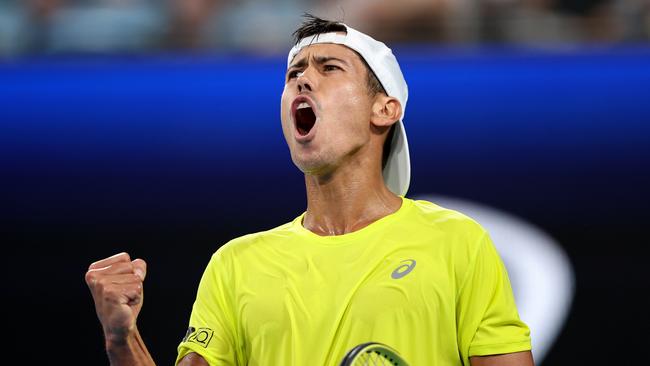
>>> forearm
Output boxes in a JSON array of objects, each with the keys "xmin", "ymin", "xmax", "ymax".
[{"xmin": 105, "ymin": 327, "xmax": 156, "ymax": 366}]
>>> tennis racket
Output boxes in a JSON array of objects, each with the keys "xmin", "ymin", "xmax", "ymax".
[{"xmin": 339, "ymin": 342, "xmax": 409, "ymax": 366}]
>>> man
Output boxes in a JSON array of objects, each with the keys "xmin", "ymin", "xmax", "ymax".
[{"xmin": 85, "ymin": 15, "xmax": 534, "ymax": 366}]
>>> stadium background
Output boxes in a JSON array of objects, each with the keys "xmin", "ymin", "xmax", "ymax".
[{"xmin": 1, "ymin": 1, "xmax": 649, "ymax": 365}]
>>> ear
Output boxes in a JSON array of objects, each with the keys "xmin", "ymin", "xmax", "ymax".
[{"xmin": 370, "ymin": 95, "xmax": 402, "ymax": 128}]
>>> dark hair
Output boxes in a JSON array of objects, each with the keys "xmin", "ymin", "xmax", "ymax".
[{"xmin": 292, "ymin": 14, "xmax": 386, "ymax": 97}]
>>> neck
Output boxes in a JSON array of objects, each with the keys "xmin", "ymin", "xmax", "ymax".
[{"xmin": 302, "ymin": 161, "xmax": 402, "ymax": 236}]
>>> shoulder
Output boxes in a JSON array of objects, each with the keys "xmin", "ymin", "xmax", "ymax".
[
  {"xmin": 400, "ymin": 198, "xmax": 492, "ymax": 265},
  {"xmin": 406, "ymin": 199, "xmax": 502, "ymax": 293},
  {"xmin": 406, "ymin": 198, "xmax": 487, "ymax": 238}
]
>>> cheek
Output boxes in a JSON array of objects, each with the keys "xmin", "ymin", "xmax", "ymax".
[
  {"xmin": 339, "ymin": 81, "xmax": 368, "ymax": 111},
  {"xmin": 280, "ymin": 89, "xmax": 290, "ymax": 118},
  {"xmin": 328, "ymin": 86, "xmax": 371, "ymax": 134},
  {"xmin": 280, "ymin": 90, "xmax": 293, "ymax": 131}
]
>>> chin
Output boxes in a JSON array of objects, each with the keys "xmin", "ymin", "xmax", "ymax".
[
  {"xmin": 291, "ymin": 154, "xmax": 331, "ymax": 176},
  {"xmin": 292, "ymin": 158, "xmax": 320, "ymax": 174}
]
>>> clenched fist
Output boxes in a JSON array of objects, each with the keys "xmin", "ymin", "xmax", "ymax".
[{"xmin": 85, "ymin": 252, "xmax": 147, "ymax": 344}]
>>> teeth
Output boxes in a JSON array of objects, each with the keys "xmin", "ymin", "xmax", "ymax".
[{"xmin": 297, "ymin": 102, "xmax": 310, "ymax": 110}]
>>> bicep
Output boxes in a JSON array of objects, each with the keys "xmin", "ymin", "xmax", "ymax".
[
  {"xmin": 177, "ymin": 352, "xmax": 210, "ymax": 366},
  {"xmin": 470, "ymin": 350, "xmax": 535, "ymax": 366}
]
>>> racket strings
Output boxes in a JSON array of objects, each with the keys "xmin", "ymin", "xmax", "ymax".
[{"xmin": 353, "ymin": 350, "xmax": 399, "ymax": 366}]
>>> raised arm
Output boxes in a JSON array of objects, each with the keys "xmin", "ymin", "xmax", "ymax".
[{"xmin": 85, "ymin": 252, "xmax": 155, "ymax": 366}]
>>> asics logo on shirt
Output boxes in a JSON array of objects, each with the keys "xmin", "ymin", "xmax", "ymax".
[{"xmin": 391, "ymin": 259, "xmax": 416, "ymax": 279}]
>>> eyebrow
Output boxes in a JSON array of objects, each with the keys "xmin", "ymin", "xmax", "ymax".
[{"xmin": 288, "ymin": 55, "xmax": 349, "ymax": 71}]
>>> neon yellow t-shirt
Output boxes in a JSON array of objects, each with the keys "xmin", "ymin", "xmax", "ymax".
[{"xmin": 176, "ymin": 198, "xmax": 531, "ymax": 365}]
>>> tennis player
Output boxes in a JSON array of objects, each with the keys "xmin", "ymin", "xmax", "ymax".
[{"xmin": 85, "ymin": 15, "xmax": 534, "ymax": 366}]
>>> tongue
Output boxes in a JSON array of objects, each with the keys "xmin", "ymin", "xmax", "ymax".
[{"xmin": 297, "ymin": 125, "xmax": 309, "ymax": 135}]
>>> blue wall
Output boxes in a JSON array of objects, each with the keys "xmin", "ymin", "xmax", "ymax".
[{"xmin": 1, "ymin": 47, "xmax": 648, "ymax": 364}]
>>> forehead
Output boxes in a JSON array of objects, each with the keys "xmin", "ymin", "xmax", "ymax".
[{"xmin": 289, "ymin": 43, "xmax": 364, "ymax": 67}]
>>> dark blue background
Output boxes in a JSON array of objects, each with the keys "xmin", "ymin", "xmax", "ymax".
[{"xmin": 1, "ymin": 47, "xmax": 648, "ymax": 364}]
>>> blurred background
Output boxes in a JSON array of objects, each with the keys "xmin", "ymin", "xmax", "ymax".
[
  {"xmin": 1, "ymin": 0, "xmax": 649, "ymax": 365},
  {"xmin": 1, "ymin": 0, "xmax": 650, "ymax": 54}
]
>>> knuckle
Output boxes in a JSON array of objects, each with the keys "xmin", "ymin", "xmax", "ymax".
[
  {"xmin": 112, "ymin": 252, "xmax": 131, "ymax": 263},
  {"xmin": 84, "ymin": 271, "xmax": 95, "ymax": 285},
  {"xmin": 116, "ymin": 261, "xmax": 134, "ymax": 272}
]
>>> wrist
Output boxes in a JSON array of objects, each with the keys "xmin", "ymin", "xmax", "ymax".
[
  {"xmin": 104, "ymin": 327, "xmax": 154, "ymax": 365},
  {"xmin": 104, "ymin": 325, "xmax": 136, "ymax": 349}
]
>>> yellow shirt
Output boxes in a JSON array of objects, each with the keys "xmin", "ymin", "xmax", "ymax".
[{"xmin": 176, "ymin": 198, "xmax": 531, "ymax": 365}]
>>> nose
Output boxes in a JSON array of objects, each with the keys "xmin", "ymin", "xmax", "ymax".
[{"xmin": 297, "ymin": 71, "xmax": 313, "ymax": 93}]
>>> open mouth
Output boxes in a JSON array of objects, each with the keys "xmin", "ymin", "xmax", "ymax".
[{"xmin": 294, "ymin": 102, "xmax": 316, "ymax": 136}]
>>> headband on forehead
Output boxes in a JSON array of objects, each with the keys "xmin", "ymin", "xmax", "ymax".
[
  {"xmin": 287, "ymin": 24, "xmax": 411, "ymax": 197},
  {"xmin": 288, "ymin": 33, "xmax": 349, "ymax": 65}
]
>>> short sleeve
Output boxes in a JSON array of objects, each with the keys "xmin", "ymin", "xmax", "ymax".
[
  {"xmin": 176, "ymin": 250, "xmax": 241, "ymax": 366},
  {"xmin": 456, "ymin": 233, "xmax": 531, "ymax": 364}
]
